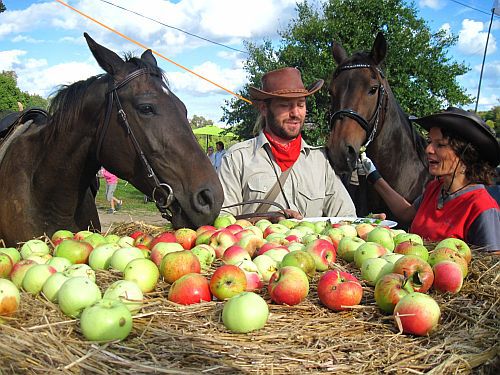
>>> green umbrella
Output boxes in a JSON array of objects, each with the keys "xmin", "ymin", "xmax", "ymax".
[{"xmin": 193, "ymin": 125, "xmax": 236, "ymax": 149}]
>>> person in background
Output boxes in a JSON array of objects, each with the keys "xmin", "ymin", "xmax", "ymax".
[
  {"xmin": 100, "ymin": 167, "xmax": 123, "ymax": 214},
  {"xmin": 362, "ymin": 107, "xmax": 499, "ymax": 251},
  {"xmin": 207, "ymin": 145, "xmax": 216, "ymax": 168},
  {"xmin": 214, "ymin": 141, "xmax": 226, "ymax": 171},
  {"xmin": 218, "ymin": 67, "xmax": 356, "ymax": 220}
]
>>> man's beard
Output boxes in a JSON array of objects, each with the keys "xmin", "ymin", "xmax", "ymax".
[{"xmin": 265, "ymin": 108, "xmax": 302, "ymax": 141}]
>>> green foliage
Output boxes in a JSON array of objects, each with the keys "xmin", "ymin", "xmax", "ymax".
[
  {"xmin": 222, "ymin": 0, "xmax": 472, "ymax": 145},
  {"xmin": 0, "ymin": 71, "xmax": 49, "ymax": 112},
  {"xmin": 190, "ymin": 115, "xmax": 214, "ymax": 129},
  {"xmin": 478, "ymin": 105, "xmax": 500, "ymax": 136},
  {"xmin": 0, "ymin": 1, "xmax": 5, "ymax": 13},
  {"xmin": 95, "ymin": 178, "xmax": 158, "ymax": 213}
]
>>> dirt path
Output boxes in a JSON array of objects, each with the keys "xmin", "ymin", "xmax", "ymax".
[{"xmin": 97, "ymin": 207, "xmax": 168, "ymax": 231}]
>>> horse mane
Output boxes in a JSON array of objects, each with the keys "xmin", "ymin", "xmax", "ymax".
[{"xmin": 47, "ymin": 54, "xmax": 167, "ymax": 135}]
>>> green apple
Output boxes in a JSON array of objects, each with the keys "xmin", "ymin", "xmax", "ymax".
[
  {"xmin": 0, "ymin": 247, "xmax": 21, "ymax": 264},
  {"xmin": 42, "ymin": 272, "xmax": 70, "ymax": 303},
  {"xmin": 222, "ymin": 292, "xmax": 269, "ymax": 333},
  {"xmin": 366, "ymin": 227, "xmax": 395, "ymax": 251},
  {"xmin": 123, "ymin": 258, "xmax": 159, "ymax": 293},
  {"xmin": 360, "ymin": 257, "xmax": 394, "ymax": 286},
  {"xmin": 80, "ymin": 299, "xmax": 133, "ymax": 341},
  {"xmin": 20, "ymin": 239, "xmax": 50, "ymax": 259},
  {"xmin": 103, "ymin": 280, "xmax": 143, "ymax": 313},
  {"xmin": 213, "ymin": 213, "xmax": 237, "ymax": 229},
  {"xmin": 58, "ymin": 276, "xmax": 102, "ymax": 318}
]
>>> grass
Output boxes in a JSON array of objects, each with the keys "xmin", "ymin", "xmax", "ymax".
[{"xmin": 95, "ymin": 178, "xmax": 159, "ymax": 213}]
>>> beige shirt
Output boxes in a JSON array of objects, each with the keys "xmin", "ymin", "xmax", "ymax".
[{"xmin": 218, "ymin": 132, "xmax": 356, "ymax": 218}]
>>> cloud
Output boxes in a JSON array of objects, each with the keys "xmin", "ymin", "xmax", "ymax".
[{"xmin": 458, "ymin": 19, "xmax": 497, "ymax": 56}]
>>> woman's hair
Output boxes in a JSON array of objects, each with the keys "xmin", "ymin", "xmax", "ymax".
[{"xmin": 442, "ymin": 128, "xmax": 496, "ymax": 185}]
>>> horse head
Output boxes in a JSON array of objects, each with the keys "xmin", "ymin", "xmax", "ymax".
[
  {"xmin": 83, "ymin": 33, "xmax": 224, "ymax": 229},
  {"xmin": 327, "ymin": 32, "xmax": 388, "ymax": 176}
]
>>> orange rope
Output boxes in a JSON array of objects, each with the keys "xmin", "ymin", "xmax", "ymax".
[{"xmin": 54, "ymin": 0, "xmax": 252, "ymax": 104}]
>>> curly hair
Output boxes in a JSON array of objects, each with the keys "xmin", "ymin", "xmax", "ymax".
[{"xmin": 441, "ymin": 128, "xmax": 497, "ymax": 185}]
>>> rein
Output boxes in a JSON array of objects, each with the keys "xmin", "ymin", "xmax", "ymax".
[
  {"xmin": 330, "ymin": 63, "xmax": 387, "ymax": 148},
  {"xmin": 96, "ymin": 68, "xmax": 175, "ymax": 220}
]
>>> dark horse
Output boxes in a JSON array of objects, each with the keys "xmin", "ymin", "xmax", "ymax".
[
  {"xmin": 0, "ymin": 33, "xmax": 223, "ymax": 246},
  {"xmin": 327, "ymin": 32, "xmax": 429, "ymax": 221}
]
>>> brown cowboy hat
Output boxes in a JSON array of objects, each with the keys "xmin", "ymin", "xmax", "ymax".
[
  {"xmin": 412, "ymin": 106, "xmax": 500, "ymax": 166},
  {"xmin": 249, "ymin": 67, "xmax": 324, "ymax": 101}
]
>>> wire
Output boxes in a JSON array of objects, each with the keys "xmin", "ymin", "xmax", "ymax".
[
  {"xmin": 97, "ymin": 0, "xmax": 248, "ymax": 54},
  {"xmin": 449, "ymin": 0, "xmax": 499, "ymax": 17}
]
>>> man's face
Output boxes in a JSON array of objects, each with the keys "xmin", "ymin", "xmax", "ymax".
[
  {"xmin": 207, "ymin": 147, "xmax": 213, "ymax": 154},
  {"xmin": 263, "ymin": 97, "xmax": 307, "ymax": 141}
]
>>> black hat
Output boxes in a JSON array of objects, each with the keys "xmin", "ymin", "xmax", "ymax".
[{"xmin": 412, "ymin": 107, "xmax": 500, "ymax": 166}]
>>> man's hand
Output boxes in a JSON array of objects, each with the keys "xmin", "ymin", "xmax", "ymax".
[{"xmin": 360, "ymin": 152, "xmax": 377, "ymax": 175}]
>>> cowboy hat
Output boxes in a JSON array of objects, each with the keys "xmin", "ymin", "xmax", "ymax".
[
  {"xmin": 249, "ymin": 67, "xmax": 324, "ymax": 101},
  {"xmin": 412, "ymin": 107, "xmax": 500, "ymax": 166}
]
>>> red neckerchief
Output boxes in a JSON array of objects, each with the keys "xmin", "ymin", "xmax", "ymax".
[{"xmin": 264, "ymin": 130, "xmax": 302, "ymax": 171}]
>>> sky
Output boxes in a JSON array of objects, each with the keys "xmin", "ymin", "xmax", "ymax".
[{"xmin": 0, "ymin": 0, "xmax": 499, "ymax": 126}]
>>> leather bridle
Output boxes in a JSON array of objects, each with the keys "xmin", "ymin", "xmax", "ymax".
[
  {"xmin": 329, "ymin": 63, "xmax": 388, "ymax": 148},
  {"xmin": 96, "ymin": 68, "xmax": 175, "ymax": 220}
]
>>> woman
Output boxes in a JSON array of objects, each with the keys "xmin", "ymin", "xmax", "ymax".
[{"xmin": 363, "ymin": 107, "xmax": 499, "ymax": 251}]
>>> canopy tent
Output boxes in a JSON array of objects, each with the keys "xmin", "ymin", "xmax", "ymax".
[{"xmin": 192, "ymin": 125, "xmax": 237, "ymax": 149}]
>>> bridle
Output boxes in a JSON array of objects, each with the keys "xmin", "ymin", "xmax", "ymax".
[
  {"xmin": 96, "ymin": 68, "xmax": 175, "ymax": 220},
  {"xmin": 329, "ymin": 63, "xmax": 388, "ymax": 148}
]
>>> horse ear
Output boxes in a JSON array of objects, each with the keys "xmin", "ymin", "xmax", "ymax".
[
  {"xmin": 370, "ymin": 32, "xmax": 387, "ymax": 66},
  {"xmin": 141, "ymin": 49, "xmax": 158, "ymax": 67},
  {"xmin": 332, "ymin": 41, "xmax": 348, "ymax": 65},
  {"xmin": 84, "ymin": 32, "xmax": 125, "ymax": 76}
]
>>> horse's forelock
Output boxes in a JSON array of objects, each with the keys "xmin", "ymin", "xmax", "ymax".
[{"xmin": 126, "ymin": 55, "xmax": 169, "ymax": 88}]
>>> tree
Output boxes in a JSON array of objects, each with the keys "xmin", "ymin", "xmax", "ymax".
[
  {"xmin": 0, "ymin": 1, "xmax": 5, "ymax": 13},
  {"xmin": 190, "ymin": 115, "xmax": 214, "ymax": 129},
  {"xmin": 222, "ymin": 0, "xmax": 471, "ymax": 144},
  {"xmin": 479, "ymin": 104, "xmax": 500, "ymax": 136},
  {"xmin": 0, "ymin": 71, "xmax": 49, "ymax": 113}
]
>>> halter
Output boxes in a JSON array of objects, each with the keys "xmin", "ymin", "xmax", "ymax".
[
  {"xmin": 96, "ymin": 68, "xmax": 175, "ymax": 220},
  {"xmin": 330, "ymin": 63, "xmax": 387, "ymax": 148}
]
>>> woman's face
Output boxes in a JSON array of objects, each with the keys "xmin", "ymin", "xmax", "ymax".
[{"xmin": 426, "ymin": 127, "xmax": 461, "ymax": 177}]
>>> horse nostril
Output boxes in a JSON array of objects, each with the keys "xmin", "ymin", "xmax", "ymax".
[
  {"xmin": 193, "ymin": 188, "xmax": 215, "ymax": 214},
  {"xmin": 346, "ymin": 145, "xmax": 358, "ymax": 172}
]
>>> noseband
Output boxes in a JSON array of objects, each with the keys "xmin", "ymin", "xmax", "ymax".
[
  {"xmin": 96, "ymin": 68, "xmax": 175, "ymax": 220},
  {"xmin": 330, "ymin": 64, "xmax": 387, "ymax": 148}
]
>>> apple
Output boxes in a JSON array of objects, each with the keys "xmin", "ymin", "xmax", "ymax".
[
  {"xmin": 302, "ymin": 233, "xmax": 333, "ymax": 245},
  {"xmin": 234, "ymin": 219, "xmax": 253, "ymax": 228},
  {"xmin": 9, "ymin": 259, "xmax": 37, "ymax": 288},
  {"xmin": 235, "ymin": 260, "xmax": 263, "ymax": 292},
  {"xmin": 252, "ymin": 254, "xmax": 278, "ymax": 282},
  {"xmin": 64, "ymin": 264, "xmax": 96, "ymax": 281},
  {"xmin": 432, "ymin": 260, "xmax": 464, "ymax": 294},
  {"xmin": 0, "ymin": 248, "xmax": 21, "ymax": 264},
  {"xmin": 58, "ymin": 276, "xmax": 102, "ymax": 318},
  {"xmin": 51, "ymin": 229, "xmax": 74, "ymax": 246},
  {"xmin": 196, "ymin": 225, "xmax": 217, "ymax": 237},
  {"xmin": 263, "ymin": 223, "xmax": 289, "ymax": 239},
  {"xmin": 222, "ymin": 245, "xmax": 251, "ymax": 265},
  {"xmin": 264, "ymin": 233, "xmax": 289, "ymax": 245},
  {"xmin": 20, "ymin": 239, "xmax": 50, "ymax": 259},
  {"xmin": 117, "ymin": 236, "xmax": 135, "ymax": 248},
  {"xmin": 337, "ymin": 237, "xmax": 365, "ymax": 262},
  {"xmin": 434, "ymin": 238, "xmax": 472, "ymax": 264},
  {"xmin": 317, "ymin": 270, "xmax": 363, "ymax": 311},
  {"xmin": 280, "ymin": 250, "xmax": 316, "ymax": 279},
  {"xmin": 109, "ymin": 247, "xmax": 145, "ymax": 272},
  {"xmin": 233, "ymin": 228, "xmax": 255, "ymax": 241},
  {"xmin": 284, "ymin": 229, "xmax": 304, "ymax": 243},
  {"xmin": 104, "ymin": 234, "xmax": 121, "ymax": 244},
  {"xmin": 209, "ymin": 229, "xmax": 238, "ymax": 258},
  {"xmin": 245, "ymin": 225, "xmax": 264, "ymax": 238},
  {"xmin": 321, "ymin": 227, "xmax": 345, "ymax": 248},
  {"xmin": 256, "ymin": 243, "xmax": 287, "ymax": 257},
  {"xmin": 213, "ymin": 213, "xmax": 237, "ymax": 229},
  {"xmin": 80, "ymin": 299, "xmax": 133, "ymax": 341},
  {"xmin": 304, "ymin": 239, "xmax": 336, "ymax": 271},
  {"xmin": 128, "ymin": 230, "xmax": 144, "ymax": 240},
  {"xmin": 313, "ymin": 220, "xmax": 330, "ymax": 235},
  {"xmin": 22, "ymin": 264, "xmax": 57, "ymax": 294},
  {"xmin": 190, "ymin": 244, "xmax": 216, "ymax": 270},
  {"xmin": 74, "ymin": 230, "xmax": 93, "ymax": 241},
  {"xmin": 264, "ymin": 248, "xmax": 290, "ymax": 264},
  {"xmin": 0, "ymin": 253, "xmax": 14, "ymax": 278},
  {"xmin": 428, "ymin": 247, "xmax": 468, "ymax": 277},
  {"xmin": 382, "ymin": 253, "xmax": 405, "ymax": 264},
  {"xmin": 366, "ymin": 227, "xmax": 395, "ymax": 251},
  {"xmin": 26, "ymin": 253, "xmax": 52, "ymax": 264},
  {"xmin": 0, "ymin": 279, "xmax": 21, "ymax": 315},
  {"xmin": 392, "ymin": 255, "xmax": 434, "ymax": 293},
  {"xmin": 88, "ymin": 243, "xmax": 121, "ymax": 270},
  {"xmin": 168, "ymin": 273, "xmax": 212, "ymax": 305},
  {"xmin": 297, "ymin": 221, "xmax": 315, "ymax": 232},
  {"xmin": 393, "ymin": 233, "xmax": 423, "ymax": 247},
  {"xmin": 224, "ymin": 224, "xmax": 244, "ymax": 235},
  {"xmin": 236, "ymin": 234, "xmax": 265, "ymax": 258},
  {"xmin": 268, "ymin": 266, "xmax": 309, "ymax": 305},
  {"xmin": 353, "ymin": 242, "xmax": 387, "ymax": 268},
  {"xmin": 254, "ymin": 219, "xmax": 273, "ymax": 232},
  {"xmin": 160, "ymin": 250, "xmax": 201, "ymax": 284},
  {"xmin": 287, "ymin": 242, "xmax": 305, "ymax": 252},
  {"xmin": 222, "ymin": 292, "xmax": 269, "ymax": 333},
  {"xmin": 278, "ymin": 219, "xmax": 298, "ymax": 229},
  {"xmin": 393, "ymin": 292, "xmax": 441, "ymax": 336},
  {"xmin": 54, "ymin": 239, "xmax": 93, "ymax": 264},
  {"xmin": 41, "ymin": 272, "xmax": 70, "ymax": 303},
  {"xmin": 293, "ymin": 224, "xmax": 315, "ymax": 237},
  {"xmin": 195, "ymin": 227, "xmax": 217, "ymax": 246},
  {"xmin": 150, "ymin": 242, "xmax": 184, "ymax": 267},
  {"xmin": 133, "ymin": 233, "xmax": 154, "ymax": 249},
  {"xmin": 149, "ymin": 231, "xmax": 177, "ymax": 249},
  {"xmin": 355, "ymin": 223, "xmax": 375, "ymax": 240},
  {"xmin": 103, "ymin": 279, "xmax": 143, "ymax": 313},
  {"xmin": 84, "ymin": 233, "xmax": 107, "ymax": 249},
  {"xmin": 374, "ymin": 273, "xmax": 414, "ymax": 314},
  {"xmin": 46, "ymin": 256, "xmax": 72, "ymax": 272},
  {"xmin": 360, "ymin": 257, "xmax": 394, "ymax": 286},
  {"xmin": 337, "ymin": 224, "xmax": 358, "ymax": 238},
  {"xmin": 123, "ymin": 258, "xmax": 160, "ymax": 293},
  {"xmin": 209, "ymin": 264, "xmax": 247, "ymax": 300},
  {"xmin": 394, "ymin": 241, "xmax": 429, "ymax": 262},
  {"xmin": 174, "ymin": 228, "xmax": 197, "ymax": 250}
]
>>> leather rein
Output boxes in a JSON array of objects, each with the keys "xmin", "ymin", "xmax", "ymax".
[
  {"xmin": 329, "ymin": 63, "xmax": 388, "ymax": 148},
  {"xmin": 95, "ymin": 68, "xmax": 174, "ymax": 220}
]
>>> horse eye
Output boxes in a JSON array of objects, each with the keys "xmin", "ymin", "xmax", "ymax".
[
  {"xmin": 369, "ymin": 86, "xmax": 378, "ymax": 95},
  {"xmin": 138, "ymin": 104, "xmax": 155, "ymax": 115}
]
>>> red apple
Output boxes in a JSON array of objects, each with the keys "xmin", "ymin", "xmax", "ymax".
[
  {"xmin": 256, "ymin": 242, "xmax": 287, "ymax": 257},
  {"xmin": 355, "ymin": 223, "xmax": 375, "ymax": 240},
  {"xmin": 224, "ymin": 224, "xmax": 244, "ymax": 235},
  {"xmin": 150, "ymin": 242, "xmax": 184, "ymax": 267},
  {"xmin": 394, "ymin": 241, "xmax": 429, "ymax": 262},
  {"xmin": 149, "ymin": 231, "xmax": 177, "ymax": 249},
  {"xmin": 393, "ymin": 292, "xmax": 441, "ymax": 336},
  {"xmin": 374, "ymin": 273, "xmax": 414, "ymax": 314},
  {"xmin": 195, "ymin": 227, "xmax": 217, "ymax": 245},
  {"xmin": 129, "ymin": 230, "xmax": 145, "ymax": 240},
  {"xmin": 428, "ymin": 247, "xmax": 468, "ymax": 277},
  {"xmin": 268, "ymin": 266, "xmax": 309, "ymax": 305},
  {"xmin": 235, "ymin": 260, "xmax": 263, "ymax": 292},
  {"xmin": 209, "ymin": 264, "xmax": 247, "ymax": 300},
  {"xmin": 195, "ymin": 225, "xmax": 217, "ymax": 237},
  {"xmin": 209, "ymin": 229, "xmax": 238, "ymax": 258},
  {"xmin": 174, "ymin": 228, "xmax": 197, "ymax": 250},
  {"xmin": 432, "ymin": 260, "xmax": 464, "ymax": 294},
  {"xmin": 280, "ymin": 250, "xmax": 316, "ymax": 279},
  {"xmin": 133, "ymin": 233, "xmax": 154, "ymax": 249},
  {"xmin": 51, "ymin": 229, "xmax": 74, "ymax": 246},
  {"xmin": 222, "ymin": 245, "xmax": 251, "ymax": 265},
  {"xmin": 304, "ymin": 239, "xmax": 336, "ymax": 271},
  {"xmin": 317, "ymin": 270, "xmax": 363, "ymax": 311},
  {"xmin": 392, "ymin": 255, "xmax": 434, "ymax": 293},
  {"xmin": 236, "ymin": 234, "xmax": 265, "ymax": 258},
  {"xmin": 434, "ymin": 238, "xmax": 471, "ymax": 264},
  {"xmin": 53, "ymin": 239, "xmax": 93, "ymax": 264},
  {"xmin": 168, "ymin": 273, "xmax": 212, "ymax": 305},
  {"xmin": 160, "ymin": 250, "xmax": 201, "ymax": 284},
  {"xmin": 9, "ymin": 259, "xmax": 37, "ymax": 288}
]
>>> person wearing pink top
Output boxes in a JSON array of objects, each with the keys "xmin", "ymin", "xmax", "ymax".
[{"xmin": 100, "ymin": 167, "xmax": 123, "ymax": 214}]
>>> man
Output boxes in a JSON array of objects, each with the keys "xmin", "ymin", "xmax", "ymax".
[
  {"xmin": 207, "ymin": 146, "xmax": 216, "ymax": 168},
  {"xmin": 214, "ymin": 141, "xmax": 226, "ymax": 171},
  {"xmin": 218, "ymin": 67, "xmax": 356, "ymax": 220}
]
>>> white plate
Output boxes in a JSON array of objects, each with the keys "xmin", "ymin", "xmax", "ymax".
[{"xmin": 292, "ymin": 217, "xmax": 398, "ymax": 228}]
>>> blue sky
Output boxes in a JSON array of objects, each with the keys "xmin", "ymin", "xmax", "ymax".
[{"xmin": 0, "ymin": 0, "xmax": 499, "ymax": 125}]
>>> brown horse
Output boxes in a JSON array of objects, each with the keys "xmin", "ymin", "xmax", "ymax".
[
  {"xmin": 327, "ymin": 32, "xmax": 429, "ymax": 219},
  {"xmin": 0, "ymin": 33, "xmax": 223, "ymax": 246}
]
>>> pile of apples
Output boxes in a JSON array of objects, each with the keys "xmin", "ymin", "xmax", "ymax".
[{"xmin": 0, "ymin": 213, "xmax": 472, "ymax": 340}]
